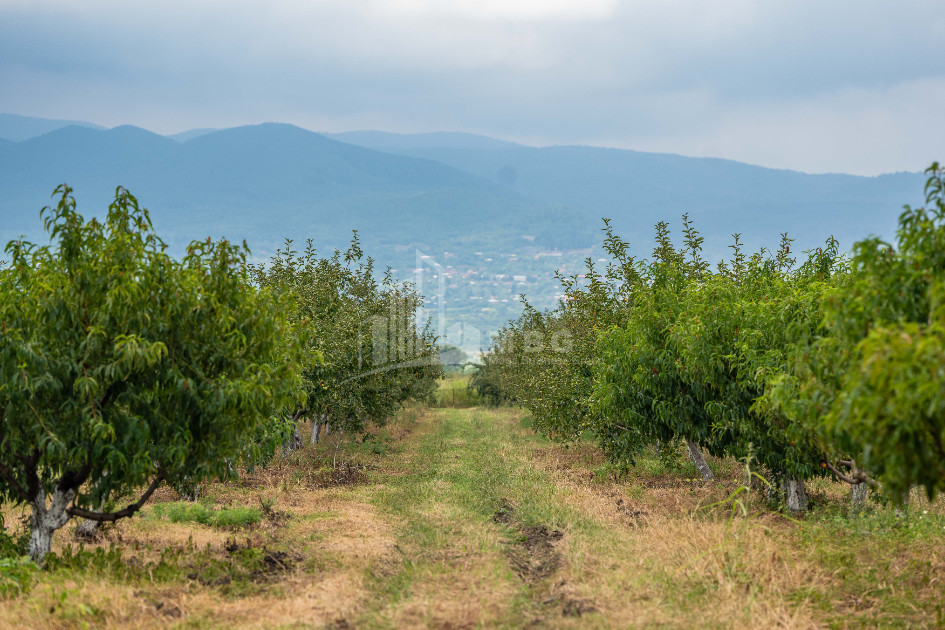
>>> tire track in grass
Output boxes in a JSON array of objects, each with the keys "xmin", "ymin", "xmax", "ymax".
[{"xmin": 354, "ymin": 407, "xmax": 612, "ymax": 628}]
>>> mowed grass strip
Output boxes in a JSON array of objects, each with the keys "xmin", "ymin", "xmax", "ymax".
[
  {"xmin": 359, "ymin": 406, "xmax": 945, "ymax": 629},
  {"xmin": 2, "ymin": 403, "xmax": 943, "ymax": 628},
  {"xmin": 356, "ymin": 407, "xmax": 531, "ymax": 628}
]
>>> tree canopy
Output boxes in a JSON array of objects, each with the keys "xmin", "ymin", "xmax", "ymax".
[
  {"xmin": 0, "ymin": 186, "xmax": 305, "ymax": 560},
  {"xmin": 486, "ymin": 165, "xmax": 945, "ymax": 510}
]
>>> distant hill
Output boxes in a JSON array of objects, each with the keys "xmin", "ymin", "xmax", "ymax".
[
  {"xmin": 325, "ymin": 130, "xmax": 523, "ymax": 151},
  {"xmin": 0, "ymin": 123, "xmax": 581, "ymax": 256},
  {"xmin": 167, "ymin": 128, "xmax": 219, "ymax": 142},
  {"xmin": 0, "ymin": 113, "xmax": 106, "ymax": 142},
  {"xmin": 331, "ymin": 139, "xmax": 925, "ymax": 260}
]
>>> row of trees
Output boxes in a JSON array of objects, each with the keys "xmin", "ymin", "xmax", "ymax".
[
  {"xmin": 479, "ymin": 164, "xmax": 945, "ymax": 511},
  {"xmin": 0, "ymin": 186, "xmax": 441, "ymax": 560},
  {"xmin": 251, "ymin": 236, "xmax": 441, "ymax": 450}
]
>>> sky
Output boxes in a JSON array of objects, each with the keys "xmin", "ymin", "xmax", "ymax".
[{"xmin": 1, "ymin": 0, "xmax": 943, "ymax": 175}]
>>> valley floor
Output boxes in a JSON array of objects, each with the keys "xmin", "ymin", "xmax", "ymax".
[{"xmin": 1, "ymin": 405, "xmax": 944, "ymax": 629}]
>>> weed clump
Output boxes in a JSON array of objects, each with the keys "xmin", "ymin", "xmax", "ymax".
[{"xmin": 0, "ymin": 557, "xmax": 38, "ymax": 599}]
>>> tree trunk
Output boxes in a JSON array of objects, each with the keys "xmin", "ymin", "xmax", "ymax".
[
  {"xmin": 851, "ymin": 482, "xmax": 867, "ymax": 514},
  {"xmin": 75, "ymin": 518, "xmax": 100, "ymax": 539},
  {"xmin": 781, "ymin": 476, "xmax": 808, "ymax": 512},
  {"xmin": 311, "ymin": 414, "xmax": 329, "ymax": 445},
  {"xmin": 282, "ymin": 422, "xmax": 302, "ymax": 455},
  {"xmin": 895, "ymin": 488, "xmax": 911, "ymax": 518},
  {"xmin": 29, "ymin": 486, "xmax": 76, "ymax": 562},
  {"xmin": 176, "ymin": 480, "xmax": 200, "ymax": 502},
  {"xmin": 76, "ymin": 478, "xmax": 109, "ymax": 538},
  {"xmin": 75, "ymin": 499, "xmax": 106, "ymax": 539},
  {"xmin": 324, "ymin": 421, "xmax": 331, "ymax": 437},
  {"xmin": 684, "ymin": 437, "xmax": 714, "ymax": 481}
]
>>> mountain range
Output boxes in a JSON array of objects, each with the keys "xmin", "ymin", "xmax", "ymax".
[
  {"xmin": 0, "ymin": 114, "xmax": 929, "ymax": 349},
  {"xmin": 0, "ymin": 122, "xmax": 551, "ymax": 253}
]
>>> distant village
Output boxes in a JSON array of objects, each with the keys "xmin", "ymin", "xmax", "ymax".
[{"xmin": 392, "ymin": 243, "xmax": 604, "ymax": 356}]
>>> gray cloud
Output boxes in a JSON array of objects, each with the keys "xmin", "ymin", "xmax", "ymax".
[{"xmin": 1, "ymin": 0, "xmax": 943, "ymax": 174}]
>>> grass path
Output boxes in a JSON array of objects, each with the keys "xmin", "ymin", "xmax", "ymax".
[
  {"xmin": 357, "ymin": 406, "xmax": 588, "ymax": 628},
  {"xmin": 2, "ymin": 404, "xmax": 944, "ymax": 628},
  {"xmin": 355, "ymin": 407, "xmax": 945, "ymax": 629}
]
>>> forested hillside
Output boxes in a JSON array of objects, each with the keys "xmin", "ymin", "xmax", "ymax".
[
  {"xmin": 0, "ymin": 115, "xmax": 927, "ymax": 346},
  {"xmin": 337, "ymin": 133, "xmax": 925, "ymax": 260}
]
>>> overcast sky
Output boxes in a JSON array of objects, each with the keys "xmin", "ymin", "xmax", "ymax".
[{"xmin": 1, "ymin": 0, "xmax": 943, "ymax": 175}]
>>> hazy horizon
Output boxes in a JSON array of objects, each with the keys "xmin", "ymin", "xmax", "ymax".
[
  {"xmin": 0, "ymin": 113, "xmax": 930, "ymax": 178},
  {"xmin": 2, "ymin": 1, "xmax": 943, "ymax": 176}
]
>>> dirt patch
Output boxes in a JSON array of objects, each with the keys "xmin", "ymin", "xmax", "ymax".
[
  {"xmin": 616, "ymin": 498, "xmax": 649, "ymax": 524},
  {"xmin": 172, "ymin": 536, "xmax": 303, "ymax": 588},
  {"xmin": 508, "ymin": 525, "xmax": 564, "ymax": 581},
  {"xmin": 492, "ymin": 501, "xmax": 564, "ymax": 582},
  {"xmin": 491, "ymin": 500, "xmax": 515, "ymax": 525},
  {"xmin": 223, "ymin": 536, "xmax": 298, "ymax": 576},
  {"xmin": 315, "ymin": 461, "xmax": 370, "ymax": 488},
  {"xmin": 134, "ymin": 590, "xmax": 184, "ymax": 619},
  {"xmin": 562, "ymin": 597, "xmax": 597, "ymax": 617},
  {"xmin": 543, "ymin": 580, "xmax": 598, "ymax": 618},
  {"xmin": 257, "ymin": 496, "xmax": 290, "ymax": 525}
]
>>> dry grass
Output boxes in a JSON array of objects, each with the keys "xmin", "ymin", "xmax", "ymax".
[
  {"xmin": 508, "ymin": 417, "xmax": 944, "ymax": 628},
  {"xmin": 2, "ymin": 405, "xmax": 944, "ymax": 629},
  {"xmin": 0, "ymin": 424, "xmax": 403, "ymax": 629}
]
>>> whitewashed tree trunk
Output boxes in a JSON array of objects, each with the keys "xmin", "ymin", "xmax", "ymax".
[
  {"xmin": 781, "ymin": 476, "xmax": 808, "ymax": 512},
  {"xmin": 75, "ymin": 518, "xmax": 100, "ymax": 539},
  {"xmin": 76, "ymin": 473, "xmax": 109, "ymax": 538},
  {"xmin": 176, "ymin": 481, "xmax": 200, "ymax": 502},
  {"xmin": 29, "ymin": 486, "xmax": 76, "ymax": 562},
  {"xmin": 282, "ymin": 422, "xmax": 302, "ymax": 455},
  {"xmin": 324, "ymin": 421, "xmax": 331, "ymax": 437},
  {"xmin": 311, "ymin": 415, "xmax": 323, "ymax": 445},
  {"xmin": 684, "ymin": 437, "xmax": 715, "ymax": 481},
  {"xmin": 851, "ymin": 482, "xmax": 867, "ymax": 514}
]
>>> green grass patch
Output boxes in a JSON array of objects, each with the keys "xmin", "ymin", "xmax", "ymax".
[
  {"xmin": 354, "ymin": 429, "xmax": 395, "ymax": 457},
  {"xmin": 433, "ymin": 375, "xmax": 480, "ymax": 408},
  {"xmin": 146, "ymin": 502, "xmax": 262, "ymax": 528},
  {"xmin": 41, "ymin": 538, "xmax": 298, "ymax": 599},
  {"xmin": 0, "ymin": 556, "xmax": 38, "ymax": 599}
]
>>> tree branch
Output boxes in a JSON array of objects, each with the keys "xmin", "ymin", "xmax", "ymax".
[
  {"xmin": 57, "ymin": 462, "xmax": 93, "ymax": 494},
  {"xmin": 824, "ymin": 461, "xmax": 858, "ymax": 484},
  {"xmin": 0, "ymin": 461, "xmax": 30, "ymax": 502},
  {"xmin": 15, "ymin": 450, "xmax": 41, "ymax": 500},
  {"xmin": 67, "ymin": 472, "xmax": 165, "ymax": 522},
  {"xmin": 824, "ymin": 461, "xmax": 878, "ymax": 487}
]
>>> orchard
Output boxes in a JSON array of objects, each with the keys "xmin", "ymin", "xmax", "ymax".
[
  {"xmin": 487, "ymin": 163, "xmax": 945, "ymax": 512},
  {"xmin": 0, "ymin": 186, "xmax": 441, "ymax": 561}
]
